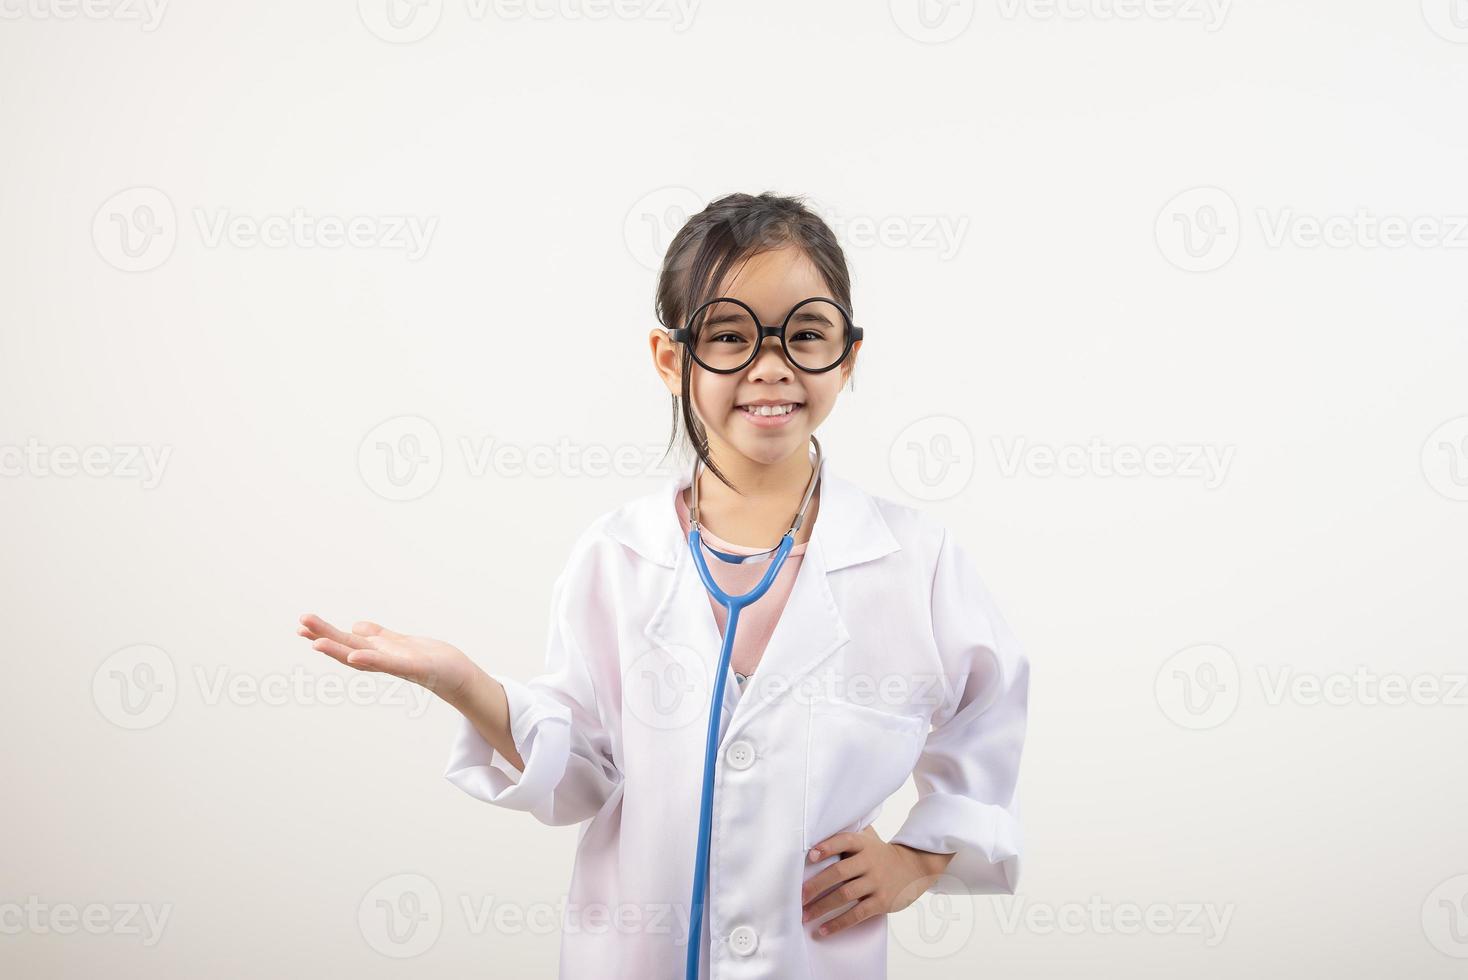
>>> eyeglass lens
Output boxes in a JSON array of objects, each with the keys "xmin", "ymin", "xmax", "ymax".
[{"xmin": 689, "ymin": 299, "xmax": 850, "ymax": 372}]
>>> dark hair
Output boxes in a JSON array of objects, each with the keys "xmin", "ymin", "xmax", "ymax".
[{"xmin": 655, "ymin": 191, "xmax": 853, "ymax": 492}]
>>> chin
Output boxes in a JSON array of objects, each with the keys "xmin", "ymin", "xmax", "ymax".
[{"xmin": 726, "ymin": 427, "xmax": 811, "ymax": 462}]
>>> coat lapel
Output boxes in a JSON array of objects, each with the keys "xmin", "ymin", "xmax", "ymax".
[{"xmin": 607, "ymin": 455, "xmax": 902, "ymax": 743}]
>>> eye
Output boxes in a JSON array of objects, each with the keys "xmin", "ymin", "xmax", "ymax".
[{"xmin": 710, "ymin": 332, "xmax": 749, "ymax": 345}]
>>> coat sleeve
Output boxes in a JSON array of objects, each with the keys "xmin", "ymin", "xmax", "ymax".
[
  {"xmin": 888, "ymin": 527, "xmax": 1029, "ymax": 895},
  {"xmin": 442, "ymin": 534, "xmax": 622, "ymax": 827}
]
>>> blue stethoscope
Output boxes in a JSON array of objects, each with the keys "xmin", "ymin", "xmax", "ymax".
[{"xmin": 683, "ymin": 435, "xmax": 824, "ymax": 980}]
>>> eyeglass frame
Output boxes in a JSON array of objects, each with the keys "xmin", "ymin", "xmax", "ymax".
[{"xmin": 668, "ymin": 296, "xmax": 864, "ymax": 375}]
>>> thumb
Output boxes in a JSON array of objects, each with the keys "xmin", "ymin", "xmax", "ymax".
[
  {"xmin": 352, "ymin": 620, "xmax": 399, "ymax": 639},
  {"xmin": 346, "ymin": 635, "xmax": 413, "ymax": 676}
]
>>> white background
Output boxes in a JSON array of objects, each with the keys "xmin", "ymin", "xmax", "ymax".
[{"xmin": 2, "ymin": 0, "xmax": 1466, "ymax": 976}]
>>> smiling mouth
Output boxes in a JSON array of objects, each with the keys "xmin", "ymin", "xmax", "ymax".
[{"xmin": 737, "ymin": 402, "xmax": 803, "ymax": 417}]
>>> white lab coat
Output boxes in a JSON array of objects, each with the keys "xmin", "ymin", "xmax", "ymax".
[{"xmin": 444, "ymin": 460, "xmax": 1028, "ymax": 979}]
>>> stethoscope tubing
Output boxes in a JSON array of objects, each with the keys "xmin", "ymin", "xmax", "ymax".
[
  {"xmin": 684, "ymin": 530, "xmax": 794, "ymax": 980},
  {"xmin": 681, "ymin": 438, "xmax": 822, "ymax": 979}
]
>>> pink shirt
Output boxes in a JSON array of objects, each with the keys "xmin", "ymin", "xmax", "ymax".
[{"xmin": 674, "ymin": 489, "xmax": 807, "ymax": 695}]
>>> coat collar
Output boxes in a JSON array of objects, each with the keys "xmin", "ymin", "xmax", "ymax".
[
  {"xmin": 604, "ymin": 456, "xmax": 901, "ymax": 573},
  {"xmin": 606, "ymin": 454, "xmax": 902, "ymax": 739}
]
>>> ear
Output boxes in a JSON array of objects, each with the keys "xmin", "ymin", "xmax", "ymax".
[
  {"xmin": 649, "ymin": 328, "xmax": 683, "ymax": 396},
  {"xmin": 840, "ymin": 339, "xmax": 861, "ymax": 388}
]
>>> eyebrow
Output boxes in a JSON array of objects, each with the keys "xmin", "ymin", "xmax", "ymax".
[
  {"xmin": 701, "ymin": 308, "xmax": 755, "ymax": 327},
  {"xmin": 698, "ymin": 299, "xmax": 839, "ymax": 327},
  {"xmin": 791, "ymin": 309, "xmax": 835, "ymax": 324}
]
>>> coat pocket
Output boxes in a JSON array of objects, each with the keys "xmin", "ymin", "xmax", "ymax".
[{"xmin": 803, "ymin": 698, "xmax": 928, "ymax": 850}]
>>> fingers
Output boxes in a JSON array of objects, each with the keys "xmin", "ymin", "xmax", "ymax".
[
  {"xmin": 802, "ymin": 874, "xmax": 875, "ymax": 924},
  {"xmin": 800, "ymin": 854, "xmax": 866, "ymax": 909},
  {"xmin": 298, "ymin": 614, "xmax": 421, "ymax": 685},
  {"xmin": 808, "ymin": 832, "xmax": 868, "ymax": 864},
  {"xmin": 311, "ymin": 637, "xmax": 380, "ymax": 671},
  {"xmin": 812, "ymin": 896, "xmax": 883, "ymax": 938},
  {"xmin": 347, "ymin": 635, "xmax": 423, "ymax": 681},
  {"xmin": 352, "ymin": 620, "xmax": 405, "ymax": 641},
  {"xmin": 299, "ymin": 614, "xmax": 371, "ymax": 650}
]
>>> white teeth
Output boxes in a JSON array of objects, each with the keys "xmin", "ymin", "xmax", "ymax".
[{"xmin": 741, "ymin": 403, "xmax": 797, "ymax": 416}]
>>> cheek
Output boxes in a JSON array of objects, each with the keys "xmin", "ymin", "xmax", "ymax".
[
  {"xmin": 802, "ymin": 376, "xmax": 845, "ymax": 415},
  {"xmin": 689, "ymin": 376, "xmax": 739, "ymax": 421}
]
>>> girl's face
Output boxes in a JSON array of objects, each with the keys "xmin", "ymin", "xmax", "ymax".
[{"xmin": 653, "ymin": 245, "xmax": 859, "ymax": 473}]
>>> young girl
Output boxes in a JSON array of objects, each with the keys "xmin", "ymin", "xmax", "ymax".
[{"xmin": 299, "ymin": 192, "xmax": 1028, "ymax": 979}]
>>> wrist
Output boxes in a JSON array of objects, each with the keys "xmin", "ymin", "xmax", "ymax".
[
  {"xmin": 446, "ymin": 662, "xmax": 495, "ymax": 714},
  {"xmin": 894, "ymin": 843, "xmax": 956, "ymax": 877}
]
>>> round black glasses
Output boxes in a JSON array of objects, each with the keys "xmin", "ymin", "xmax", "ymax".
[{"xmin": 670, "ymin": 297, "xmax": 863, "ymax": 375}]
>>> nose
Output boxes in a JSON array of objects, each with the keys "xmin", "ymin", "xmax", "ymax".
[{"xmin": 746, "ymin": 335, "xmax": 794, "ymax": 381}]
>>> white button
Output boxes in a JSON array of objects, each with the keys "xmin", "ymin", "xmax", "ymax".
[
  {"xmin": 725, "ymin": 740, "xmax": 755, "ymax": 770},
  {"xmin": 729, "ymin": 925, "xmax": 758, "ymax": 955}
]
